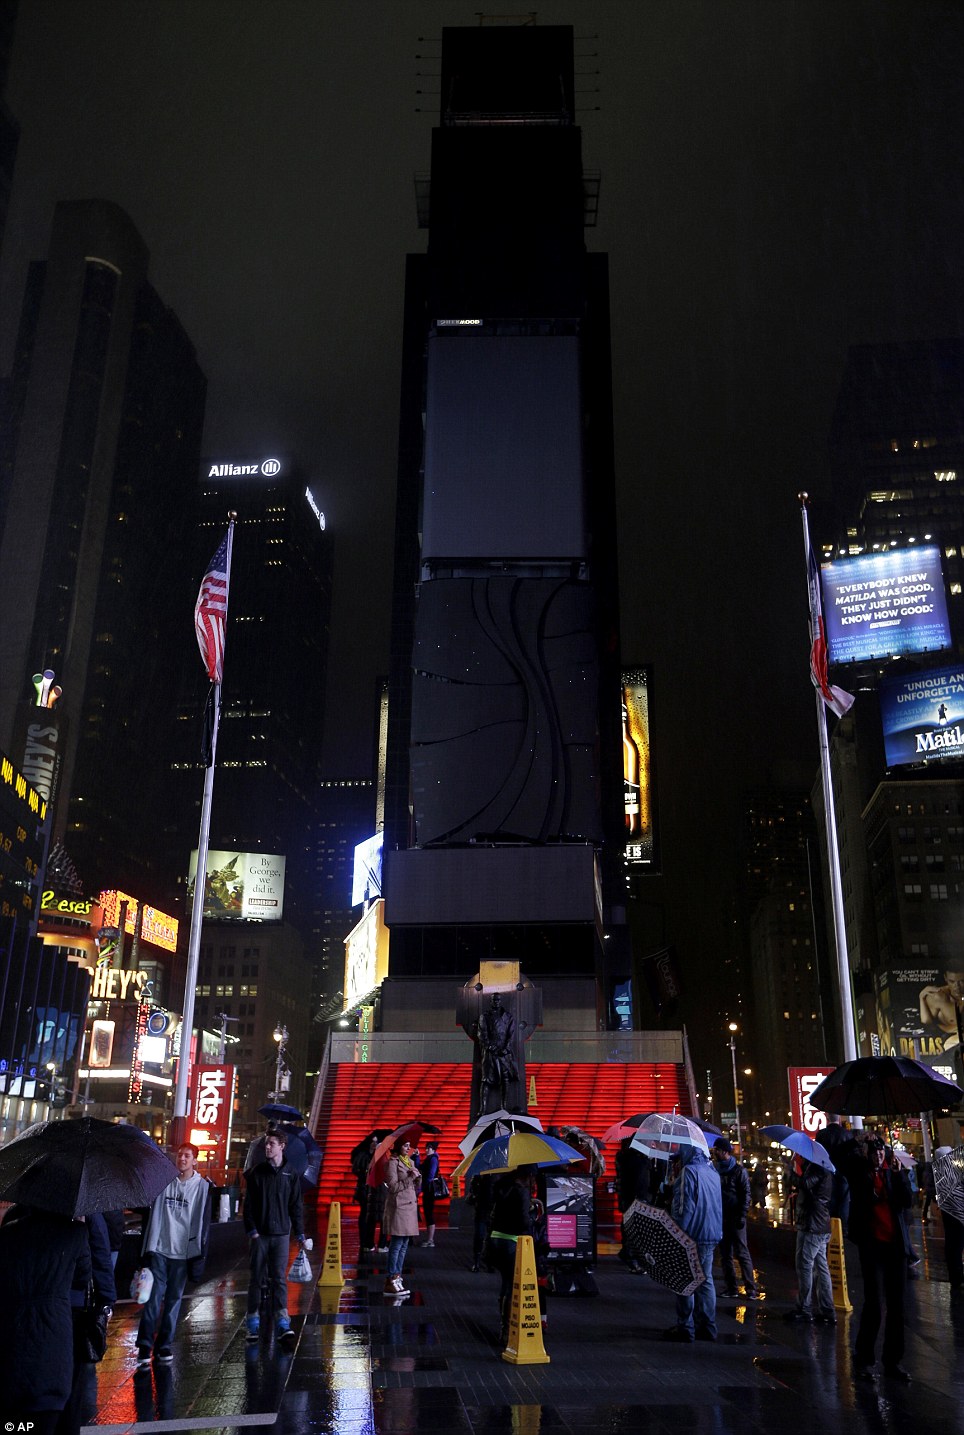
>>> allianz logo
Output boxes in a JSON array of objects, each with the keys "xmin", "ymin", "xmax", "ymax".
[
  {"xmin": 917, "ymin": 725, "xmax": 964, "ymax": 752},
  {"xmin": 208, "ymin": 458, "xmax": 282, "ymax": 478}
]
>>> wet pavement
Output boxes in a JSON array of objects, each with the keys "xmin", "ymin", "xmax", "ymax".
[{"xmin": 80, "ymin": 1210, "xmax": 964, "ymax": 1435}]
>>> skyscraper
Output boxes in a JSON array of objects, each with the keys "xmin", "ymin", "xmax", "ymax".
[
  {"xmin": 0, "ymin": 199, "xmax": 206, "ymax": 904},
  {"xmin": 382, "ymin": 25, "xmax": 626, "ymax": 1017},
  {"xmin": 169, "ymin": 457, "xmax": 333, "ymax": 932}
]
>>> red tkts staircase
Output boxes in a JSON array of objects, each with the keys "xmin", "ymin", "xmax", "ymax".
[{"xmin": 310, "ymin": 1060, "xmax": 692, "ymax": 1221}]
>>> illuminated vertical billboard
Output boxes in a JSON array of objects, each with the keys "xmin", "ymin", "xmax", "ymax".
[
  {"xmin": 879, "ymin": 664, "xmax": 964, "ymax": 767},
  {"xmin": 822, "ymin": 546, "xmax": 951, "ymax": 664},
  {"xmin": 621, "ymin": 667, "xmax": 657, "ymax": 869},
  {"xmin": 187, "ymin": 850, "xmax": 286, "ymax": 921}
]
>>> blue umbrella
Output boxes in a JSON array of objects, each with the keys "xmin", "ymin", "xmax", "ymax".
[
  {"xmin": 258, "ymin": 1103, "xmax": 304, "ymax": 1122},
  {"xmin": 451, "ymin": 1131, "xmax": 585, "ymax": 1183},
  {"xmin": 760, "ymin": 1124, "xmax": 835, "ymax": 1173}
]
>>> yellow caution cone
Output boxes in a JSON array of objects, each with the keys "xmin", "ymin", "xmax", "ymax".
[
  {"xmin": 502, "ymin": 1235, "xmax": 550, "ymax": 1365},
  {"xmin": 828, "ymin": 1215, "xmax": 853, "ymax": 1314},
  {"xmin": 316, "ymin": 1200, "xmax": 345, "ymax": 1288}
]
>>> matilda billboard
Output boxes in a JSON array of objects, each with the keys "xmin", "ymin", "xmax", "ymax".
[
  {"xmin": 822, "ymin": 546, "xmax": 951, "ymax": 664},
  {"xmin": 187, "ymin": 850, "xmax": 285, "ymax": 922},
  {"xmin": 880, "ymin": 664, "xmax": 964, "ymax": 767}
]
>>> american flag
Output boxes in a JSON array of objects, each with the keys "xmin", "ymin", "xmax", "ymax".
[
  {"xmin": 806, "ymin": 528, "xmax": 854, "ymax": 720},
  {"xmin": 194, "ymin": 531, "xmax": 231, "ymax": 683}
]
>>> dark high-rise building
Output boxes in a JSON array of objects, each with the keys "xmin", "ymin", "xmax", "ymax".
[
  {"xmin": 382, "ymin": 25, "xmax": 626, "ymax": 1018},
  {"xmin": 311, "ymin": 777, "xmax": 375, "ymax": 1007},
  {"xmin": 0, "ymin": 0, "xmax": 19, "ymax": 259},
  {"xmin": 0, "ymin": 199, "xmax": 206, "ymax": 904},
  {"xmin": 169, "ymin": 458, "xmax": 333, "ymax": 933}
]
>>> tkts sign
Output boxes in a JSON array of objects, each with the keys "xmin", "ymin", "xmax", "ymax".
[
  {"xmin": 788, "ymin": 1066, "xmax": 834, "ymax": 1134},
  {"xmin": 191, "ymin": 1064, "xmax": 236, "ymax": 1150}
]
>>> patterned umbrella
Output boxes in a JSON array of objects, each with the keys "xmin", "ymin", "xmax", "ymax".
[
  {"xmin": 623, "ymin": 1200, "xmax": 706, "ymax": 1295},
  {"xmin": 809, "ymin": 1056, "xmax": 963, "ymax": 1116},
  {"xmin": 934, "ymin": 1145, "xmax": 964, "ymax": 1223},
  {"xmin": 630, "ymin": 1113, "xmax": 709, "ymax": 1161}
]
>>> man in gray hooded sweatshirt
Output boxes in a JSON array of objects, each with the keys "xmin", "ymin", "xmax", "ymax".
[{"xmin": 136, "ymin": 1143, "xmax": 211, "ymax": 1367}]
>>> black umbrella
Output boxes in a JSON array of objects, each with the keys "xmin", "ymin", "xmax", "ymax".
[
  {"xmin": 0, "ymin": 1117, "xmax": 177, "ymax": 1217},
  {"xmin": 810, "ymin": 1056, "xmax": 963, "ymax": 1116},
  {"xmin": 623, "ymin": 1200, "xmax": 706, "ymax": 1296},
  {"xmin": 258, "ymin": 1102, "xmax": 304, "ymax": 1122}
]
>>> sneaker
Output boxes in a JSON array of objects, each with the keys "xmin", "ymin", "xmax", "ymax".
[
  {"xmin": 136, "ymin": 1347, "xmax": 152, "ymax": 1369},
  {"xmin": 784, "ymin": 1309, "xmax": 812, "ymax": 1322},
  {"xmin": 276, "ymin": 1317, "xmax": 295, "ymax": 1343},
  {"xmin": 384, "ymin": 1278, "xmax": 400, "ymax": 1294},
  {"xmin": 245, "ymin": 1314, "xmax": 260, "ymax": 1341},
  {"xmin": 661, "ymin": 1326, "xmax": 694, "ymax": 1342},
  {"xmin": 391, "ymin": 1275, "xmax": 409, "ymax": 1294},
  {"xmin": 154, "ymin": 1347, "xmax": 173, "ymax": 1364},
  {"xmin": 813, "ymin": 1312, "xmax": 837, "ymax": 1325},
  {"xmin": 746, "ymin": 1291, "xmax": 765, "ymax": 1301},
  {"xmin": 420, "ymin": 1240, "xmax": 435, "ymax": 1248}
]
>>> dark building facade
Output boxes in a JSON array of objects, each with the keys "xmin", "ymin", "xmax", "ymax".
[
  {"xmin": 169, "ymin": 458, "xmax": 333, "ymax": 935},
  {"xmin": 0, "ymin": 199, "xmax": 206, "ymax": 906},
  {"xmin": 382, "ymin": 25, "xmax": 627, "ymax": 1019}
]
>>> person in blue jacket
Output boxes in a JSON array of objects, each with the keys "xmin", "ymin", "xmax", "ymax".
[{"xmin": 663, "ymin": 1143, "xmax": 723, "ymax": 1342}]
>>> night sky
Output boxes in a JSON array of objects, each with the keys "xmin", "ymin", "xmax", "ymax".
[{"xmin": 3, "ymin": 2, "xmax": 963, "ymax": 1064}]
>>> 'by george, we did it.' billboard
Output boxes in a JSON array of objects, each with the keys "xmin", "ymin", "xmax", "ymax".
[{"xmin": 822, "ymin": 547, "xmax": 951, "ymax": 664}]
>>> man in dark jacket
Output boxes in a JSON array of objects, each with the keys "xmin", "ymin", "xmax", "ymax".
[
  {"xmin": 839, "ymin": 1134, "xmax": 912, "ymax": 1382},
  {"xmin": 244, "ymin": 1125, "xmax": 305, "ymax": 1344},
  {"xmin": 711, "ymin": 1138, "xmax": 759, "ymax": 1299},
  {"xmin": 785, "ymin": 1156, "xmax": 835, "ymax": 1323}
]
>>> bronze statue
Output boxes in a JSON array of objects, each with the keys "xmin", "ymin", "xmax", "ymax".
[{"xmin": 478, "ymin": 993, "xmax": 519, "ymax": 1113}]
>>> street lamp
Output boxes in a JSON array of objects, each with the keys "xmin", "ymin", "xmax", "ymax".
[
  {"xmin": 727, "ymin": 1021, "xmax": 743, "ymax": 1155},
  {"xmin": 271, "ymin": 1023, "xmax": 290, "ymax": 1101}
]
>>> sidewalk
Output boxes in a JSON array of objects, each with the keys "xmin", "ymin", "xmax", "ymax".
[{"xmin": 82, "ymin": 1211, "xmax": 964, "ymax": 1435}]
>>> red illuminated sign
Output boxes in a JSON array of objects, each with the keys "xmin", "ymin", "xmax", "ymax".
[
  {"xmin": 788, "ymin": 1066, "xmax": 835, "ymax": 1134},
  {"xmin": 191, "ymin": 1064, "xmax": 236, "ymax": 1149}
]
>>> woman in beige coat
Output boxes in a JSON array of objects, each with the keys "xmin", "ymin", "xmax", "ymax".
[{"xmin": 384, "ymin": 1139, "xmax": 421, "ymax": 1296}]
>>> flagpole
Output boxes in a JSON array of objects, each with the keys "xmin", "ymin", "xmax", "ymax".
[
  {"xmin": 799, "ymin": 495, "xmax": 860, "ymax": 1072},
  {"xmin": 171, "ymin": 513, "xmax": 237, "ymax": 1145}
]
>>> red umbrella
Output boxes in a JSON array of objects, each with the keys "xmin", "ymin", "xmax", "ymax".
[
  {"xmin": 601, "ymin": 1112, "xmax": 654, "ymax": 1145},
  {"xmin": 366, "ymin": 1120, "xmax": 439, "ymax": 1186}
]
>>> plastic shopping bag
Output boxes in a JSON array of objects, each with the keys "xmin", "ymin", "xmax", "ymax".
[
  {"xmin": 288, "ymin": 1248, "xmax": 312, "ymax": 1283},
  {"xmin": 130, "ymin": 1266, "xmax": 154, "ymax": 1304}
]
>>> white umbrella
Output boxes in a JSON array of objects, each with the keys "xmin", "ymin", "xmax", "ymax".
[
  {"xmin": 457, "ymin": 1108, "xmax": 544, "ymax": 1158},
  {"xmin": 934, "ymin": 1145, "xmax": 964, "ymax": 1224},
  {"xmin": 630, "ymin": 1112, "xmax": 709, "ymax": 1161}
]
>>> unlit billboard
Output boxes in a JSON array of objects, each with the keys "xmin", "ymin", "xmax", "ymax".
[
  {"xmin": 187, "ymin": 850, "xmax": 285, "ymax": 921},
  {"xmin": 880, "ymin": 664, "xmax": 964, "ymax": 767},
  {"xmin": 822, "ymin": 546, "xmax": 950, "ymax": 664}
]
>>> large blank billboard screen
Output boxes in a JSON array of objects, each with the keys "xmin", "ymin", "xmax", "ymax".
[
  {"xmin": 822, "ymin": 547, "xmax": 950, "ymax": 664},
  {"xmin": 421, "ymin": 333, "xmax": 586, "ymax": 562}
]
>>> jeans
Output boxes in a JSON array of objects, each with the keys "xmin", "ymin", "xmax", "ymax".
[
  {"xmin": 675, "ymin": 1241, "xmax": 718, "ymax": 1338},
  {"xmin": 387, "ymin": 1235, "xmax": 410, "ymax": 1277},
  {"xmin": 719, "ymin": 1223, "xmax": 757, "ymax": 1294},
  {"xmin": 137, "ymin": 1252, "xmax": 189, "ymax": 1351},
  {"xmin": 795, "ymin": 1230, "xmax": 833, "ymax": 1315},
  {"xmin": 247, "ymin": 1234, "xmax": 289, "ymax": 1320}
]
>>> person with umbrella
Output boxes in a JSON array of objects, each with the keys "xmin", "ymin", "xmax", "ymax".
[
  {"xmin": 784, "ymin": 1152, "xmax": 836, "ymax": 1325},
  {"xmin": 487, "ymin": 1164, "xmax": 538, "ymax": 1345},
  {"xmin": 616, "ymin": 1136, "xmax": 651, "ymax": 1273},
  {"xmin": 838, "ymin": 1132, "xmax": 913, "ymax": 1382},
  {"xmin": 662, "ymin": 1142, "xmax": 723, "ymax": 1342},
  {"xmin": 135, "ymin": 1142, "xmax": 212, "ymax": 1368},
  {"xmin": 243, "ymin": 1125, "xmax": 305, "ymax": 1344},
  {"xmin": 383, "ymin": 1137, "xmax": 422, "ymax": 1297},
  {"xmin": 711, "ymin": 1137, "xmax": 760, "ymax": 1300},
  {"xmin": 0, "ymin": 1205, "xmax": 91, "ymax": 1434}
]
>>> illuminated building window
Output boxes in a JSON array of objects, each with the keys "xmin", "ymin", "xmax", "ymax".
[
  {"xmin": 952, "ymin": 583, "xmax": 962, "ymax": 595},
  {"xmin": 903, "ymin": 883, "xmax": 922, "ymax": 900},
  {"xmin": 946, "ymin": 547, "xmax": 958, "ymax": 558},
  {"xmin": 930, "ymin": 884, "xmax": 948, "ymax": 901}
]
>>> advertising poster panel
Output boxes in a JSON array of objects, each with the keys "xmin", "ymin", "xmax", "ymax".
[
  {"xmin": 621, "ymin": 666, "xmax": 657, "ymax": 869},
  {"xmin": 879, "ymin": 664, "xmax": 964, "ymax": 767},
  {"xmin": 875, "ymin": 964, "xmax": 963, "ymax": 1069},
  {"xmin": 351, "ymin": 832, "xmax": 383, "ymax": 906},
  {"xmin": 543, "ymin": 1173, "xmax": 595, "ymax": 1261},
  {"xmin": 822, "ymin": 546, "xmax": 950, "ymax": 664},
  {"xmin": 343, "ymin": 899, "xmax": 389, "ymax": 1011},
  {"xmin": 788, "ymin": 1066, "xmax": 835, "ymax": 1133},
  {"xmin": 187, "ymin": 850, "xmax": 286, "ymax": 921}
]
